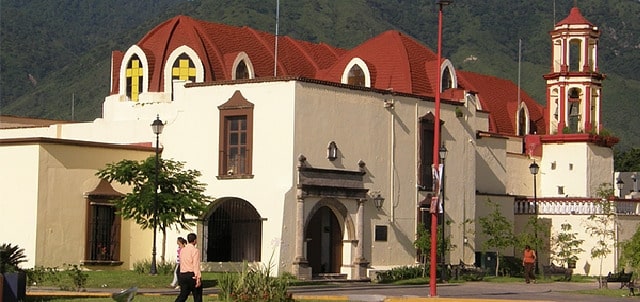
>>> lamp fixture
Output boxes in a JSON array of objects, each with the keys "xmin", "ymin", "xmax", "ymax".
[
  {"xmin": 439, "ymin": 145, "xmax": 448, "ymax": 161},
  {"xmin": 372, "ymin": 193, "xmax": 385, "ymax": 210},
  {"xmin": 616, "ymin": 177, "xmax": 624, "ymax": 193},
  {"xmin": 529, "ymin": 161, "xmax": 539, "ymax": 175},
  {"xmin": 327, "ymin": 141, "xmax": 338, "ymax": 161}
]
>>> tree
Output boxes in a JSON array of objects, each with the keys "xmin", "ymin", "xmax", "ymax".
[
  {"xmin": 585, "ymin": 183, "xmax": 617, "ymax": 287},
  {"xmin": 620, "ymin": 223, "xmax": 640, "ymax": 276},
  {"xmin": 551, "ymin": 223, "xmax": 584, "ymax": 268},
  {"xmin": 414, "ymin": 222, "xmax": 455, "ymax": 278},
  {"xmin": 96, "ymin": 156, "xmax": 211, "ymax": 262},
  {"xmin": 478, "ymin": 199, "xmax": 515, "ymax": 276},
  {"xmin": 615, "ymin": 147, "xmax": 640, "ymax": 172},
  {"xmin": 0, "ymin": 243, "xmax": 26, "ymax": 273}
]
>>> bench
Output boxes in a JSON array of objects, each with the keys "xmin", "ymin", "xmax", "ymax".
[
  {"xmin": 112, "ymin": 287, "xmax": 138, "ymax": 302},
  {"xmin": 605, "ymin": 271, "xmax": 633, "ymax": 292},
  {"xmin": 451, "ymin": 260, "xmax": 486, "ymax": 281},
  {"xmin": 542, "ymin": 263, "xmax": 572, "ymax": 281}
]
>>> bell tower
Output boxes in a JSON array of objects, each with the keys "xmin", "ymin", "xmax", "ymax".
[{"xmin": 544, "ymin": 6, "xmax": 603, "ymax": 135}]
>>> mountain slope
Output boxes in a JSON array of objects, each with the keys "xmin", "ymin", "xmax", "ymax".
[{"xmin": 1, "ymin": 0, "xmax": 638, "ymax": 150}]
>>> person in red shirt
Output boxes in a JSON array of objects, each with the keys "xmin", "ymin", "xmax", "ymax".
[
  {"xmin": 522, "ymin": 245, "xmax": 537, "ymax": 284},
  {"xmin": 175, "ymin": 233, "xmax": 202, "ymax": 302}
]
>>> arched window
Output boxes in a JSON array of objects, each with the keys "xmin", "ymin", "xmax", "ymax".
[
  {"xmin": 347, "ymin": 65, "xmax": 365, "ymax": 87},
  {"xmin": 172, "ymin": 53, "xmax": 196, "ymax": 82},
  {"xmin": 442, "ymin": 66, "xmax": 453, "ymax": 91},
  {"xmin": 341, "ymin": 58, "xmax": 371, "ymax": 87},
  {"xmin": 126, "ymin": 54, "xmax": 144, "ymax": 101},
  {"xmin": 518, "ymin": 107, "xmax": 527, "ymax": 136},
  {"xmin": 235, "ymin": 61, "xmax": 250, "ymax": 80},
  {"xmin": 568, "ymin": 88, "xmax": 582, "ymax": 132}
]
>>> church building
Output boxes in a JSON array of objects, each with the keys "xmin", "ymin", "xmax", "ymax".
[{"xmin": 1, "ymin": 6, "xmax": 635, "ymax": 280}]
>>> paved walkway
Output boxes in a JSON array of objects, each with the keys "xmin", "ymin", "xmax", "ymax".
[{"xmin": 27, "ymin": 280, "xmax": 636, "ymax": 302}]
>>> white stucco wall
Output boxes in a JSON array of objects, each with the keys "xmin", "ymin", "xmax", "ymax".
[{"xmin": 0, "ymin": 145, "xmax": 40, "ymax": 268}]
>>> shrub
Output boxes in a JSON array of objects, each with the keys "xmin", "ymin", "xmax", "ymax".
[
  {"xmin": 217, "ymin": 261, "xmax": 292, "ymax": 302},
  {"xmin": 376, "ymin": 265, "xmax": 424, "ymax": 283},
  {"xmin": 26, "ymin": 266, "xmax": 61, "ymax": 286},
  {"xmin": 0, "ymin": 243, "xmax": 27, "ymax": 273},
  {"xmin": 63, "ymin": 264, "xmax": 88, "ymax": 291},
  {"xmin": 132, "ymin": 259, "xmax": 174, "ymax": 275}
]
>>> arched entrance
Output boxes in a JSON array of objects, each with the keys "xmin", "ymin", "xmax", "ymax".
[
  {"xmin": 204, "ymin": 198, "xmax": 262, "ymax": 262},
  {"xmin": 306, "ymin": 206, "xmax": 342, "ymax": 275}
]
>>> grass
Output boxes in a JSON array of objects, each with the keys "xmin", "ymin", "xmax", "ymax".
[
  {"xmin": 29, "ymin": 270, "xmax": 225, "ymax": 290},
  {"xmin": 26, "ymin": 270, "xmax": 633, "ymax": 301}
]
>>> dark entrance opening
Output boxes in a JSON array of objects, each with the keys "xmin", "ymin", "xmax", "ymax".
[
  {"xmin": 205, "ymin": 198, "xmax": 262, "ymax": 262},
  {"xmin": 306, "ymin": 206, "xmax": 342, "ymax": 275}
]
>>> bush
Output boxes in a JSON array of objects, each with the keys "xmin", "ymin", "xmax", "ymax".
[
  {"xmin": 376, "ymin": 265, "xmax": 425, "ymax": 283},
  {"xmin": 26, "ymin": 266, "xmax": 61, "ymax": 286},
  {"xmin": 217, "ymin": 261, "xmax": 293, "ymax": 302},
  {"xmin": 0, "ymin": 243, "xmax": 27, "ymax": 273},
  {"xmin": 132, "ymin": 259, "xmax": 174, "ymax": 275},
  {"xmin": 499, "ymin": 256, "xmax": 524, "ymax": 277}
]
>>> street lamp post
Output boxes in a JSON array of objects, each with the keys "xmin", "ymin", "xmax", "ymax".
[
  {"xmin": 529, "ymin": 160, "xmax": 539, "ymax": 274},
  {"xmin": 439, "ymin": 145, "xmax": 448, "ymax": 282},
  {"xmin": 430, "ymin": 1, "xmax": 451, "ymax": 296},
  {"xmin": 150, "ymin": 115, "xmax": 164, "ymax": 275},
  {"xmin": 616, "ymin": 178, "xmax": 624, "ymax": 198}
]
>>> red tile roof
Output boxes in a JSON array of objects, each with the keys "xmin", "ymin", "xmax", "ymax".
[
  {"xmin": 457, "ymin": 71, "xmax": 546, "ymax": 135},
  {"xmin": 118, "ymin": 15, "xmax": 548, "ymax": 137},
  {"xmin": 556, "ymin": 7, "xmax": 593, "ymax": 26}
]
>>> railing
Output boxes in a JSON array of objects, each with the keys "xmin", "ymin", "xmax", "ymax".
[{"xmin": 514, "ymin": 197, "xmax": 640, "ymax": 216}]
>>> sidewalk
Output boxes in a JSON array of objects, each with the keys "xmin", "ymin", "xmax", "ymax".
[{"xmin": 26, "ymin": 280, "xmax": 628, "ymax": 302}]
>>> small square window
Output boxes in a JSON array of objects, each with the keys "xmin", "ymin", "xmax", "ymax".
[
  {"xmin": 569, "ymin": 163, "xmax": 573, "ymax": 170},
  {"xmin": 557, "ymin": 186, "xmax": 565, "ymax": 195},
  {"xmin": 551, "ymin": 161, "xmax": 557, "ymax": 170},
  {"xmin": 375, "ymin": 225, "xmax": 388, "ymax": 242}
]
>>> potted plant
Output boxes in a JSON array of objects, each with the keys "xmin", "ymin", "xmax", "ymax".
[{"xmin": 1, "ymin": 243, "xmax": 27, "ymax": 302}]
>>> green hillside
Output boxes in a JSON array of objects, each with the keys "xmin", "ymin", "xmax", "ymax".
[{"xmin": 1, "ymin": 0, "xmax": 638, "ymax": 150}]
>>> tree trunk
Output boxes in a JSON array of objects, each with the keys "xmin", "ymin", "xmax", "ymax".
[
  {"xmin": 495, "ymin": 251, "xmax": 500, "ymax": 277},
  {"xmin": 161, "ymin": 228, "xmax": 167, "ymax": 263}
]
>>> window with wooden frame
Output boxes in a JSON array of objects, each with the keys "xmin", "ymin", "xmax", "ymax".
[
  {"xmin": 218, "ymin": 91, "xmax": 254, "ymax": 178},
  {"xmin": 82, "ymin": 180, "xmax": 123, "ymax": 265}
]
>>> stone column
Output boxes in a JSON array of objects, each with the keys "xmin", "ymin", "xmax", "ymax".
[
  {"xmin": 292, "ymin": 192, "xmax": 311, "ymax": 280},
  {"xmin": 353, "ymin": 198, "xmax": 369, "ymax": 280}
]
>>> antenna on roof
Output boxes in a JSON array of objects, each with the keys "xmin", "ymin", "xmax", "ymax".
[
  {"xmin": 517, "ymin": 39, "xmax": 521, "ymax": 109},
  {"xmin": 274, "ymin": 0, "xmax": 280, "ymax": 77},
  {"xmin": 71, "ymin": 93, "xmax": 75, "ymax": 121}
]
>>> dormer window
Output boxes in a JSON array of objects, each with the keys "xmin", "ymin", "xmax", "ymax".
[
  {"xmin": 235, "ymin": 61, "xmax": 250, "ymax": 80},
  {"xmin": 126, "ymin": 54, "xmax": 144, "ymax": 102},
  {"xmin": 341, "ymin": 58, "xmax": 371, "ymax": 87},
  {"xmin": 231, "ymin": 52, "xmax": 255, "ymax": 80},
  {"xmin": 347, "ymin": 65, "xmax": 365, "ymax": 87},
  {"xmin": 439, "ymin": 60, "xmax": 457, "ymax": 92},
  {"xmin": 164, "ymin": 46, "xmax": 205, "ymax": 99},
  {"xmin": 172, "ymin": 53, "xmax": 196, "ymax": 82},
  {"xmin": 442, "ymin": 66, "xmax": 452, "ymax": 91}
]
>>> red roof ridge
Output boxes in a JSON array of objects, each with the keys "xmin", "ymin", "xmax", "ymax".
[
  {"xmin": 244, "ymin": 26, "xmax": 288, "ymax": 75},
  {"xmin": 556, "ymin": 7, "xmax": 593, "ymax": 26},
  {"xmin": 283, "ymin": 36, "xmax": 320, "ymax": 71}
]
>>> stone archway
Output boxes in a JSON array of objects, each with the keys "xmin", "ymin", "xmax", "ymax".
[{"xmin": 202, "ymin": 198, "xmax": 262, "ymax": 262}]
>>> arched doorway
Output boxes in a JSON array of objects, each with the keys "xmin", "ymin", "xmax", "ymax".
[
  {"xmin": 306, "ymin": 206, "xmax": 342, "ymax": 275},
  {"xmin": 204, "ymin": 198, "xmax": 262, "ymax": 262}
]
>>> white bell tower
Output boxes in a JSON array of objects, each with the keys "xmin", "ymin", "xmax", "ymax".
[{"xmin": 544, "ymin": 6, "xmax": 603, "ymax": 135}]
